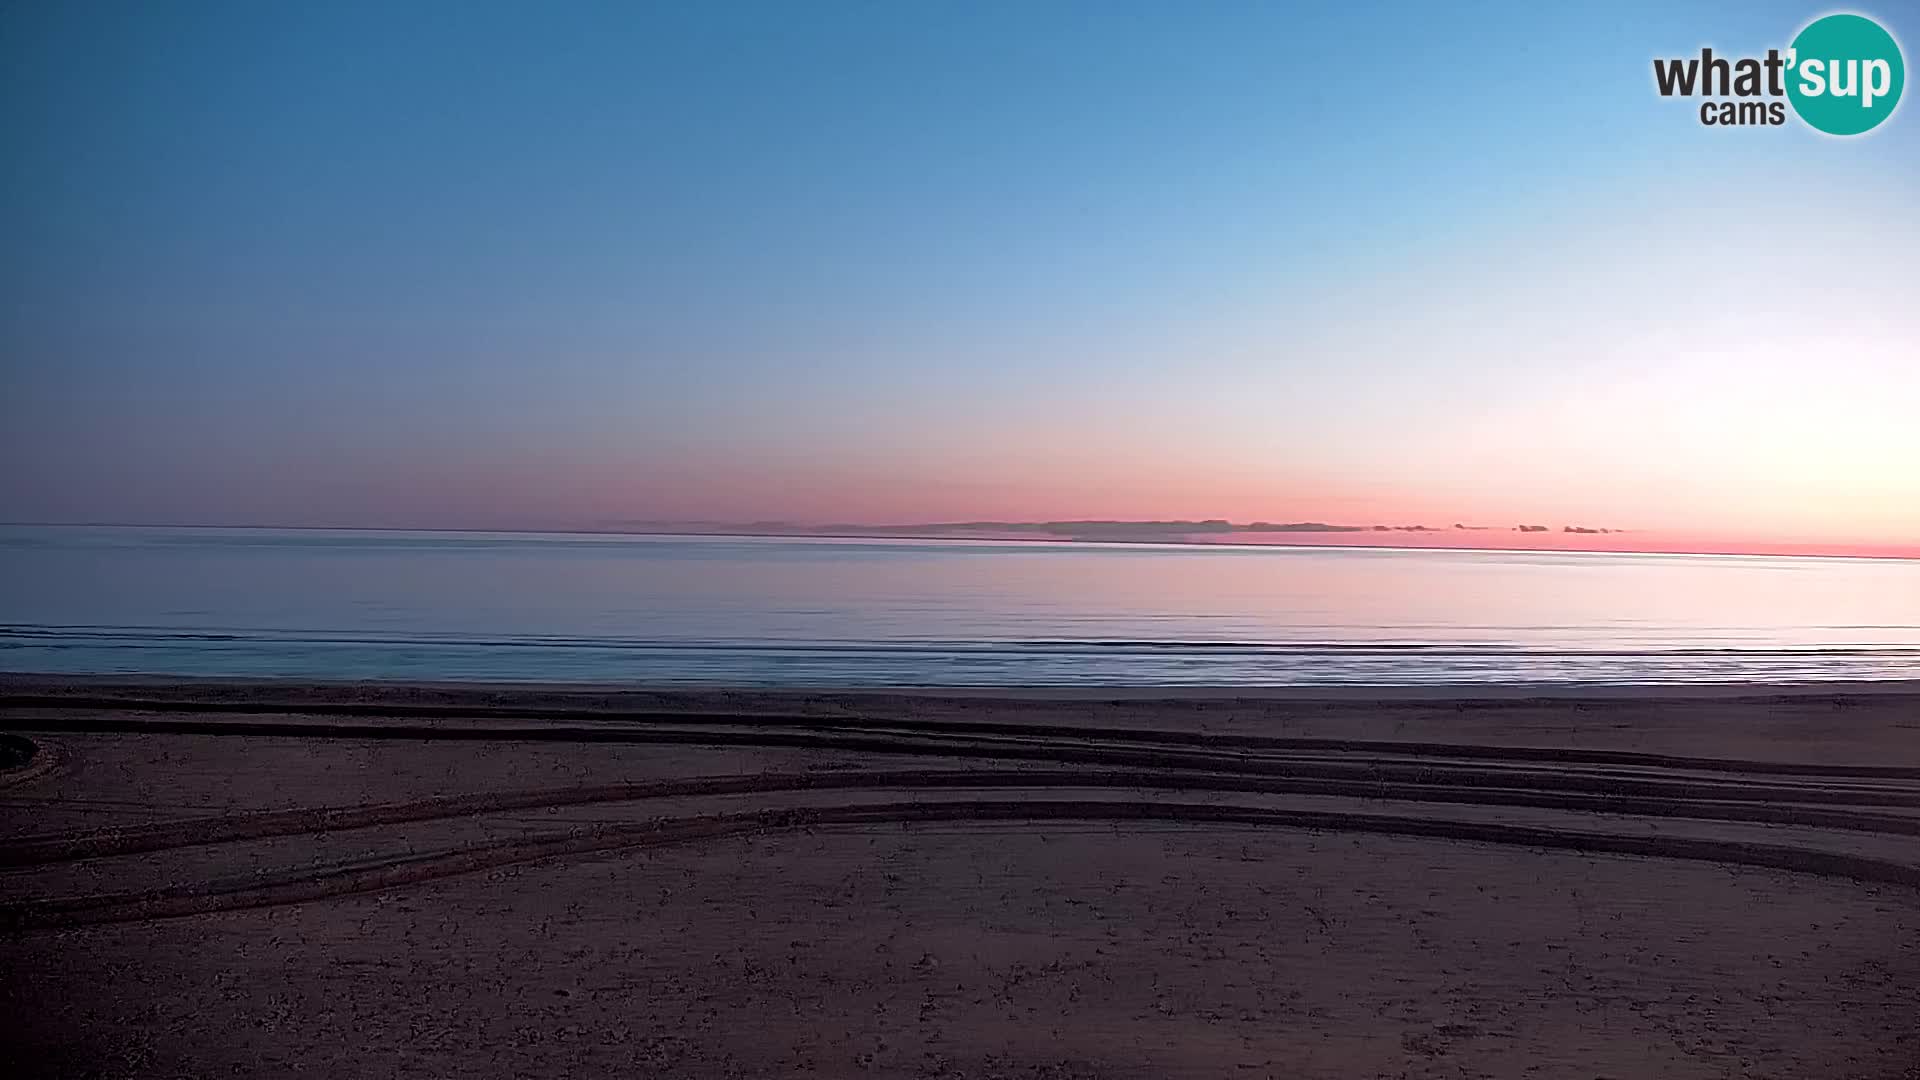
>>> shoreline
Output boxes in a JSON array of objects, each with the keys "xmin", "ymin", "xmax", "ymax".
[{"xmin": 7, "ymin": 671, "xmax": 1920, "ymax": 704}]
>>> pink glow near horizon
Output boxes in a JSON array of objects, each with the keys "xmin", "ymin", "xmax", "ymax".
[{"xmin": 141, "ymin": 447, "xmax": 1903, "ymax": 560}]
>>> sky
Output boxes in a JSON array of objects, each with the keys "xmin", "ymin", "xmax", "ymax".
[{"xmin": 2, "ymin": 1, "xmax": 1916, "ymax": 555}]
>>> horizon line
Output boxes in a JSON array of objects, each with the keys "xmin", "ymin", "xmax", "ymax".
[{"xmin": 4, "ymin": 519, "xmax": 1916, "ymax": 564}]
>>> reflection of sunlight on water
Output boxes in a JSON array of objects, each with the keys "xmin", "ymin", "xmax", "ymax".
[{"xmin": 1, "ymin": 526, "xmax": 1917, "ymax": 685}]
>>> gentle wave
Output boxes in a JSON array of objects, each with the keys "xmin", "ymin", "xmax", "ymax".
[
  {"xmin": 7, "ymin": 624, "xmax": 1920, "ymax": 657},
  {"xmin": 5, "ymin": 624, "xmax": 1920, "ymax": 685}
]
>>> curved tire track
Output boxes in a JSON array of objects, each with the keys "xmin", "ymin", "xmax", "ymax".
[
  {"xmin": 8, "ymin": 692, "xmax": 1920, "ymax": 779},
  {"xmin": 7, "ymin": 799, "xmax": 1918, "ymax": 932},
  {"xmin": 5, "ymin": 766, "xmax": 1920, "ymax": 869},
  {"xmin": 6, "ymin": 701, "xmax": 1918, "ymax": 930},
  {"xmin": 8, "ymin": 714, "xmax": 1920, "ymax": 808}
]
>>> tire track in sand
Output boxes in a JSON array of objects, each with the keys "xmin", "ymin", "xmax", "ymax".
[{"xmin": 6, "ymin": 799, "xmax": 1918, "ymax": 932}]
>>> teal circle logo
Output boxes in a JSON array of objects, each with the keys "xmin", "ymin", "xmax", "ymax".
[{"xmin": 1787, "ymin": 13, "xmax": 1905, "ymax": 135}]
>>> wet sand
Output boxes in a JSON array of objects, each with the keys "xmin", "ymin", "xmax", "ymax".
[{"xmin": 2, "ymin": 677, "xmax": 1918, "ymax": 1078}]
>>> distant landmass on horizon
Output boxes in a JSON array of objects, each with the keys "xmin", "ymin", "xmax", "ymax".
[{"xmin": 600, "ymin": 518, "xmax": 1619, "ymax": 543}]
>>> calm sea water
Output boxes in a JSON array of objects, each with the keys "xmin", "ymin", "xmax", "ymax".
[{"xmin": 2, "ymin": 526, "xmax": 1917, "ymax": 686}]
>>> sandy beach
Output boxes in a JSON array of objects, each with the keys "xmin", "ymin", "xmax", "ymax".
[{"xmin": 2, "ymin": 676, "xmax": 1917, "ymax": 1079}]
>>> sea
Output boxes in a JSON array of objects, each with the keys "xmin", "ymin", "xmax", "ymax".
[{"xmin": 1, "ymin": 525, "xmax": 1917, "ymax": 686}]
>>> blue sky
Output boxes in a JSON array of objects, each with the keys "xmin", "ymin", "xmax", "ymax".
[{"xmin": 2, "ymin": 1, "xmax": 1916, "ymax": 547}]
